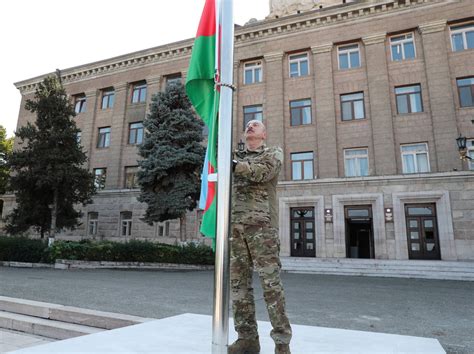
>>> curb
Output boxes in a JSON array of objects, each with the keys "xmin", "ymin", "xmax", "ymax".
[
  {"xmin": 0, "ymin": 261, "xmax": 54, "ymax": 269},
  {"xmin": 1, "ymin": 260, "xmax": 214, "ymax": 271}
]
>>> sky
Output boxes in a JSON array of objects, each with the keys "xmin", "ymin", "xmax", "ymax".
[{"xmin": 0, "ymin": 0, "xmax": 269, "ymax": 138}]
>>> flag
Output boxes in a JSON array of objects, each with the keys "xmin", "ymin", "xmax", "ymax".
[{"xmin": 186, "ymin": 0, "xmax": 219, "ymax": 241}]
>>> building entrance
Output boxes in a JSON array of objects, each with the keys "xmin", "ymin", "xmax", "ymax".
[
  {"xmin": 290, "ymin": 207, "xmax": 315, "ymax": 257},
  {"xmin": 405, "ymin": 203, "xmax": 440, "ymax": 260},
  {"xmin": 345, "ymin": 206, "xmax": 374, "ymax": 259}
]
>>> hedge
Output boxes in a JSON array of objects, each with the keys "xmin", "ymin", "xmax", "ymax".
[{"xmin": 0, "ymin": 237, "xmax": 214, "ymax": 265}]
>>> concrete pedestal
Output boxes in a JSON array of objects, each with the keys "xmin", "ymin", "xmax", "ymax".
[{"xmin": 9, "ymin": 313, "xmax": 445, "ymax": 353}]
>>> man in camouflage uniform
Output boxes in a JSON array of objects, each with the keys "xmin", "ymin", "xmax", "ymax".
[{"xmin": 228, "ymin": 120, "xmax": 292, "ymax": 354}]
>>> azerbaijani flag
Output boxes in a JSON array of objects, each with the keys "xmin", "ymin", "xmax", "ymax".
[{"xmin": 186, "ymin": 0, "xmax": 219, "ymax": 241}]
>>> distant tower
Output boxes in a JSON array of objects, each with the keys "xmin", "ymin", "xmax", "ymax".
[{"xmin": 268, "ymin": 0, "xmax": 358, "ymax": 18}]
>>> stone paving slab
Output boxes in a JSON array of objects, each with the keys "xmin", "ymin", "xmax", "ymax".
[
  {"xmin": 8, "ymin": 313, "xmax": 445, "ymax": 353},
  {"xmin": 0, "ymin": 329, "xmax": 52, "ymax": 353}
]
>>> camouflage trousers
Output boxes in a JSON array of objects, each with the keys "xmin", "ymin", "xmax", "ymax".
[{"xmin": 230, "ymin": 223, "xmax": 292, "ymax": 345}]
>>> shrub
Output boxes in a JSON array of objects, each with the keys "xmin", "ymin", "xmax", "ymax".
[
  {"xmin": 0, "ymin": 236, "xmax": 50, "ymax": 263},
  {"xmin": 0, "ymin": 236, "xmax": 214, "ymax": 265}
]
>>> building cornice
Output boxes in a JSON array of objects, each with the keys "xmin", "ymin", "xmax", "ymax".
[
  {"xmin": 278, "ymin": 171, "xmax": 474, "ymax": 189},
  {"xmin": 264, "ymin": 52, "xmax": 284, "ymax": 62},
  {"xmin": 418, "ymin": 19, "xmax": 447, "ymax": 34},
  {"xmin": 362, "ymin": 32, "xmax": 387, "ymax": 46},
  {"xmin": 14, "ymin": 0, "xmax": 441, "ymax": 94},
  {"xmin": 311, "ymin": 43, "xmax": 333, "ymax": 54}
]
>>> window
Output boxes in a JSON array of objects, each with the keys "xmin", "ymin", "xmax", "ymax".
[
  {"xmin": 87, "ymin": 212, "xmax": 98, "ymax": 236},
  {"xmin": 338, "ymin": 44, "xmax": 360, "ymax": 69},
  {"xmin": 450, "ymin": 23, "xmax": 474, "ymax": 52},
  {"xmin": 76, "ymin": 131, "xmax": 82, "ymax": 144},
  {"xmin": 390, "ymin": 33, "xmax": 416, "ymax": 61},
  {"xmin": 341, "ymin": 92, "xmax": 365, "ymax": 121},
  {"xmin": 289, "ymin": 53, "xmax": 309, "ymax": 77},
  {"xmin": 74, "ymin": 95, "xmax": 86, "ymax": 114},
  {"xmin": 158, "ymin": 221, "xmax": 170, "ymax": 237},
  {"xmin": 243, "ymin": 105, "xmax": 263, "ymax": 129},
  {"xmin": 244, "ymin": 61, "xmax": 262, "ymax": 84},
  {"xmin": 131, "ymin": 82, "xmax": 147, "ymax": 103},
  {"xmin": 101, "ymin": 88, "xmax": 115, "ymax": 109},
  {"xmin": 457, "ymin": 77, "xmax": 474, "ymax": 107},
  {"xmin": 129, "ymin": 122, "xmax": 144, "ymax": 145},
  {"xmin": 344, "ymin": 148, "xmax": 369, "ymax": 177},
  {"xmin": 93, "ymin": 168, "xmax": 107, "ymax": 190},
  {"xmin": 395, "ymin": 85, "xmax": 423, "ymax": 114},
  {"xmin": 290, "ymin": 99, "xmax": 312, "ymax": 126},
  {"xmin": 124, "ymin": 166, "xmax": 139, "ymax": 189},
  {"xmin": 468, "ymin": 139, "xmax": 474, "ymax": 171},
  {"xmin": 166, "ymin": 74, "xmax": 182, "ymax": 87},
  {"xmin": 120, "ymin": 212, "xmax": 132, "ymax": 237},
  {"xmin": 291, "ymin": 152, "xmax": 314, "ymax": 180},
  {"xmin": 401, "ymin": 143, "xmax": 430, "ymax": 174},
  {"xmin": 97, "ymin": 127, "xmax": 111, "ymax": 148}
]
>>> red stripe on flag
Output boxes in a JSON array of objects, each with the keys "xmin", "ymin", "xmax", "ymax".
[
  {"xmin": 196, "ymin": 0, "xmax": 216, "ymax": 37},
  {"xmin": 204, "ymin": 164, "xmax": 216, "ymax": 211}
]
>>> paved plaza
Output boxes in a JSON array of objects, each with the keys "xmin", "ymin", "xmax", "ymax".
[
  {"xmin": 0, "ymin": 267, "xmax": 472, "ymax": 353},
  {"xmin": 0, "ymin": 328, "xmax": 52, "ymax": 353}
]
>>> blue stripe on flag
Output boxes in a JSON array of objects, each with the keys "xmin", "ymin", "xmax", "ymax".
[{"xmin": 199, "ymin": 148, "xmax": 209, "ymax": 210}]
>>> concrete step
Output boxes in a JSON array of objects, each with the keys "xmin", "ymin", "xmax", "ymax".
[
  {"xmin": 0, "ymin": 311, "xmax": 103, "ymax": 340},
  {"xmin": 0, "ymin": 296, "xmax": 151, "ymax": 329},
  {"xmin": 280, "ymin": 258, "xmax": 474, "ymax": 281}
]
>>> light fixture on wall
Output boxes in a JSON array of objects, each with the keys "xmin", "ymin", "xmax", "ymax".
[
  {"xmin": 384, "ymin": 208, "xmax": 393, "ymax": 222},
  {"xmin": 324, "ymin": 209, "xmax": 333, "ymax": 223},
  {"xmin": 456, "ymin": 134, "xmax": 472, "ymax": 161}
]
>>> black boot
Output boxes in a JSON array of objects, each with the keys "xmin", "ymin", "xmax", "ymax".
[{"xmin": 228, "ymin": 337, "xmax": 261, "ymax": 354}]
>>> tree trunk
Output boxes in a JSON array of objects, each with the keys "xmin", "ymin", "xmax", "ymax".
[
  {"xmin": 49, "ymin": 189, "xmax": 58, "ymax": 246},
  {"xmin": 179, "ymin": 216, "xmax": 187, "ymax": 242}
]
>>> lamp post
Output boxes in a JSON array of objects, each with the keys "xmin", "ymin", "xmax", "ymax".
[
  {"xmin": 456, "ymin": 134, "xmax": 472, "ymax": 161},
  {"xmin": 237, "ymin": 139, "xmax": 245, "ymax": 151}
]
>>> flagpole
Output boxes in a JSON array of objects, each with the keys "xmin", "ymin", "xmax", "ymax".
[{"xmin": 212, "ymin": 0, "xmax": 234, "ymax": 353}]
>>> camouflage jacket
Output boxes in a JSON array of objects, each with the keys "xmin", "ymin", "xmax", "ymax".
[{"xmin": 232, "ymin": 145, "xmax": 283, "ymax": 228}]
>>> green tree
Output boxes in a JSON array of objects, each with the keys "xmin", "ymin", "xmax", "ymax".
[
  {"xmin": 0, "ymin": 125, "xmax": 14, "ymax": 195},
  {"xmin": 137, "ymin": 83, "xmax": 205, "ymax": 241},
  {"xmin": 6, "ymin": 76, "xmax": 95, "ymax": 241}
]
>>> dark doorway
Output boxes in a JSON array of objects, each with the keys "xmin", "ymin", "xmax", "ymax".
[
  {"xmin": 405, "ymin": 203, "xmax": 441, "ymax": 260},
  {"xmin": 290, "ymin": 207, "xmax": 315, "ymax": 257},
  {"xmin": 345, "ymin": 206, "xmax": 374, "ymax": 259}
]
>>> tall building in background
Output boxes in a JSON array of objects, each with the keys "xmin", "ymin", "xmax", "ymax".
[{"xmin": 3, "ymin": 0, "xmax": 474, "ymax": 261}]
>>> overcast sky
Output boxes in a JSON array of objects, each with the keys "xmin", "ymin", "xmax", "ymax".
[{"xmin": 0, "ymin": 0, "xmax": 269, "ymax": 137}]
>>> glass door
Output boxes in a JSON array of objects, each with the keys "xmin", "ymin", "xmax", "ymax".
[
  {"xmin": 290, "ymin": 207, "xmax": 315, "ymax": 257},
  {"xmin": 405, "ymin": 204, "xmax": 440, "ymax": 260}
]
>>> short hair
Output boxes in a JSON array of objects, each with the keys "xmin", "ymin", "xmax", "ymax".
[{"xmin": 246, "ymin": 120, "xmax": 266, "ymax": 132}]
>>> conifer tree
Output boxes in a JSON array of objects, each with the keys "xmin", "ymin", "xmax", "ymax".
[
  {"xmin": 0, "ymin": 125, "xmax": 13, "ymax": 195},
  {"xmin": 7, "ymin": 76, "xmax": 95, "ymax": 241},
  {"xmin": 137, "ymin": 83, "xmax": 205, "ymax": 241}
]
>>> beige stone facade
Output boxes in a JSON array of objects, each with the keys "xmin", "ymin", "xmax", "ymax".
[{"xmin": 4, "ymin": 0, "xmax": 474, "ymax": 260}]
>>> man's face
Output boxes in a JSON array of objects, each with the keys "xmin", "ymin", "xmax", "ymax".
[{"xmin": 244, "ymin": 120, "xmax": 266, "ymax": 141}]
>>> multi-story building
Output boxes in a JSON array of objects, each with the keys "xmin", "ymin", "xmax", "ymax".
[{"xmin": 4, "ymin": 0, "xmax": 474, "ymax": 261}]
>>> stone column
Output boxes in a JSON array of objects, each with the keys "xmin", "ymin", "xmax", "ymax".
[
  {"xmin": 311, "ymin": 43, "xmax": 338, "ymax": 178},
  {"xmin": 362, "ymin": 33, "xmax": 397, "ymax": 176},
  {"xmin": 419, "ymin": 20, "xmax": 460, "ymax": 171},
  {"xmin": 82, "ymin": 89, "xmax": 99, "ymax": 169},
  {"xmin": 263, "ymin": 52, "xmax": 285, "ymax": 177},
  {"xmin": 107, "ymin": 82, "xmax": 128, "ymax": 189}
]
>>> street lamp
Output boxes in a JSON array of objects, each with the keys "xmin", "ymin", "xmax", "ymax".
[
  {"xmin": 237, "ymin": 139, "xmax": 245, "ymax": 151},
  {"xmin": 456, "ymin": 134, "xmax": 472, "ymax": 161}
]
